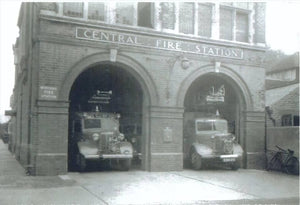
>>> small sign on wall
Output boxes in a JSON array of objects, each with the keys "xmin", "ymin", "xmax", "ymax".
[
  {"xmin": 39, "ymin": 86, "xmax": 57, "ymax": 100},
  {"xmin": 163, "ymin": 127, "xmax": 173, "ymax": 142}
]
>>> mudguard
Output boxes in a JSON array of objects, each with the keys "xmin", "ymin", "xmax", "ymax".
[
  {"xmin": 192, "ymin": 142, "xmax": 243, "ymax": 158},
  {"xmin": 233, "ymin": 143, "xmax": 243, "ymax": 157},
  {"xmin": 77, "ymin": 141, "xmax": 98, "ymax": 157},
  {"xmin": 191, "ymin": 143, "xmax": 214, "ymax": 157},
  {"xmin": 119, "ymin": 141, "xmax": 134, "ymax": 155}
]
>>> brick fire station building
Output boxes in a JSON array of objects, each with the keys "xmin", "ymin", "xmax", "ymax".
[{"xmin": 8, "ymin": 2, "xmax": 266, "ymax": 175}]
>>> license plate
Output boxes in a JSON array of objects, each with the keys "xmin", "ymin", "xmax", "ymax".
[{"xmin": 223, "ymin": 158, "xmax": 236, "ymax": 162}]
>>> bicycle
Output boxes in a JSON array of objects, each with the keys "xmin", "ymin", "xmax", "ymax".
[{"xmin": 267, "ymin": 145, "xmax": 299, "ymax": 175}]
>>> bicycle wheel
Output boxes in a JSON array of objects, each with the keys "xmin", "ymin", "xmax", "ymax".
[
  {"xmin": 267, "ymin": 152, "xmax": 282, "ymax": 171},
  {"xmin": 285, "ymin": 156, "xmax": 299, "ymax": 175}
]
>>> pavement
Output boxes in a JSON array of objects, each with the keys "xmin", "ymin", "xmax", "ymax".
[{"xmin": 0, "ymin": 140, "xmax": 299, "ymax": 205}]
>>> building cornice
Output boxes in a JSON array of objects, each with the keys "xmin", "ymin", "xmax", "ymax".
[
  {"xmin": 39, "ymin": 13, "xmax": 267, "ymax": 53},
  {"xmin": 37, "ymin": 33, "xmax": 265, "ymax": 68}
]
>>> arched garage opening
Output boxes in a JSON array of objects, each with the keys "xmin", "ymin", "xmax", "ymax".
[
  {"xmin": 183, "ymin": 72, "xmax": 247, "ymax": 168},
  {"xmin": 68, "ymin": 62, "xmax": 146, "ymax": 171}
]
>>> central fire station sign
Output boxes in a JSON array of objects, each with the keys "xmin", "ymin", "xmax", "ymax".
[{"xmin": 76, "ymin": 27, "xmax": 243, "ymax": 59}]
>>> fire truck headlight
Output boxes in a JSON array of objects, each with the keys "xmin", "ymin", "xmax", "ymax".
[
  {"xmin": 92, "ymin": 133, "xmax": 100, "ymax": 141},
  {"xmin": 118, "ymin": 133, "xmax": 125, "ymax": 141}
]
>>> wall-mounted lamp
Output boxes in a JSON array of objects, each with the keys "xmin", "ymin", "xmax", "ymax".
[
  {"xmin": 215, "ymin": 61, "xmax": 221, "ymax": 73},
  {"xmin": 110, "ymin": 48, "xmax": 118, "ymax": 62}
]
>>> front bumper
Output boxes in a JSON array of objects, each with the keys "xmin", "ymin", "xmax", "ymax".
[
  {"xmin": 202, "ymin": 154, "xmax": 241, "ymax": 163},
  {"xmin": 84, "ymin": 154, "xmax": 133, "ymax": 160}
]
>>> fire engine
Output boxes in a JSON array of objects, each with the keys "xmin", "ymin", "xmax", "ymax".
[{"xmin": 69, "ymin": 111, "xmax": 133, "ymax": 171}]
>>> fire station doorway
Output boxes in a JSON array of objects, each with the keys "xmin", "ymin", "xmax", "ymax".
[
  {"xmin": 68, "ymin": 63, "xmax": 145, "ymax": 171},
  {"xmin": 183, "ymin": 72, "xmax": 246, "ymax": 168}
]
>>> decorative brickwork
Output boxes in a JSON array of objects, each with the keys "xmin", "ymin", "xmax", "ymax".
[{"xmin": 254, "ymin": 3, "xmax": 266, "ymax": 44}]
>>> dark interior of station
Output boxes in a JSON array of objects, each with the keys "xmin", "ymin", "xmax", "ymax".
[
  {"xmin": 68, "ymin": 63, "xmax": 143, "ymax": 171},
  {"xmin": 184, "ymin": 73, "xmax": 241, "ymax": 139}
]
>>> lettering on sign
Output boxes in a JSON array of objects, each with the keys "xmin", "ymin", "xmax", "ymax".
[
  {"xmin": 39, "ymin": 86, "xmax": 57, "ymax": 100},
  {"xmin": 88, "ymin": 90, "xmax": 112, "ymax": 104},
  {"xmin": 76, "ymin": 27, "xmax": 243, "ymax": 59},
  {"xmin": 206, "ymin": 85, "xmax": 225, "ymax": 103}
]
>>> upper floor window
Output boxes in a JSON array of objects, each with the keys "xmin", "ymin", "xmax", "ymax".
[
  {"xmin": 138, "ymin": 2, "xmax": 154, "ymax": 28},
  {"xmin": 220, "ymin": 7, "xmax": 233, "ymax": 40},
  {"xmin": 63, "ymin": 2, "xmax": 83, "ymax": 18},
  {"xmin": 179, "ymin": 2, "xmax": 194, "ymax": 34},
  {"xmin": 160, "ymin": 2, "xmax": 175, "ymax": 30},
  {"xmin": 220, "ymin": 6, "xmax": 249, "ymax": 42},
  {"xmin": 198, "ymin": 3, "xmax": 212, "ymax": 37},
  {"xmin": 236, "ymin": 11, "xmax": 249, "ymax": 42},
  {"xmin": 116, "ymin": 2, "xmax": 134, "ymax": 25},
  {"xmin": 235, "ymin": 2, "xmax": 249, "ymax": 9},
  {"xmin": 88, "ymin": 2, "xmax": 105, "ymax": 21}
]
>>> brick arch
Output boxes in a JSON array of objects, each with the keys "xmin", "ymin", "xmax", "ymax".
[
  {"xmin": 176, "ymin": 64, "xmax": 253, "ymax": 110},
  {"xmin": 58, "ymin": 52, "xmax": 159, "ymax": 105}
]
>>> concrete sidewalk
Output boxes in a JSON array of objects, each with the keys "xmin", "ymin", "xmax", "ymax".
[{"xmin": 0, "ymin": 140, "xmax": 299, "ymax": 205}]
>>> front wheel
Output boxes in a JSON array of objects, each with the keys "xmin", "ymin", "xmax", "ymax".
[
  {"xmin": 190, "ymin": 147, "xmax": 202, "ymax": 170},
  {"xmin": 285, "ymin": 156, "xmax": 299, "ymax": 175},
  {"xmin": 230, "ymin": 161, "xmax": 240, "ymax": 170},
  {"xmin": 76, "ymin": 153, "xmax": 86, "ymax": 172},
  {"xmin": 119, "ymin": 159, "xmax": 131, "ymax": 171}
]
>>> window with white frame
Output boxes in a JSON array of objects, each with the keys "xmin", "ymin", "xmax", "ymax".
[
  {"xmin": 88, "ymin": 2, "xmax": 105, "ymax": 21},
  {"xmin": 138, "ymin": 2, "xmax": 154, "ymax": 28},
  {"xmin": 219, "ymin": 6, "xmax": 250, "ymax": 42},
  {"xmin": 235, "ymin": 2, "xmax": 249, "ymax": 10},
  {"xmin": 116, "ymin": 2, "xmax": 135, "ymax": 25},
  {"xmin": 179, "ymin": 2, "xmax": 194, "ymax": 34},
  {"xmin": 219, "ymin": 7, "xmax": 233, "ymax": 40},
  {"xmin": 198, "ymin": 3, "xmax": 212, "ymax": 37},
  {"xmin": 137, "ymin": 2, "xmax": 154, "ymax": 28},
  {"xmin": 63, "ymin": 2, "xmax": 83, "ymax": 18},
  {"xmin": 160, "ymin": 2, "xmax": 175, "ymax": 30},
  {"xmin": 236, "ymin": 11, "xmax": 249, "ymax": 42}
]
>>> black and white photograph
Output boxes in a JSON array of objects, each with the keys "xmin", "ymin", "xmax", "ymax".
[{"xmin": 0, "ymin": 1, "xmax": 299, "ymax": 204}]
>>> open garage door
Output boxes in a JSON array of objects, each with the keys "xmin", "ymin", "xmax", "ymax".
[
  {"xmin": 68, "ymin": 63, "xmax": 144, "ymax": 171},
  {"xmin": 183, "ymin": 73, "xmax": 246, "ymax": 169}
]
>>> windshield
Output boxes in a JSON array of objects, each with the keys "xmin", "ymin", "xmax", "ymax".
[
  {"xmin": 196, "ymin": 120, "xmax": 227, "ymax": 132},
  {"xmin": 84, "ymin": 119, "xmax": 101, "ymax": 129}
]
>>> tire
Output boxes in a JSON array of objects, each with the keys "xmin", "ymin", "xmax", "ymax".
[
  {"xmin": 285, "ymin": 156, "xmax": 299, "ymax": 175},
  {"xmin": 190, "ymin": 147, "xmax": 202, "ymax": 170},
  {"xmin": 77, "ymin": 153, "xmax": 86, "ymax": 172},
  {"xmin": 119, "ymin": 159, "xmax": 131, "ymax": 171},
  {"xmin": 230, "ymin": 161, "xmax": 240, "ymax": 170}
]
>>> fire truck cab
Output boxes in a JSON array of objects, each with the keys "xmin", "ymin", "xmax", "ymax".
[
  {"xmin": 69, "ymin": 111, "xmax": 133, "ymax": 171},
  {"xmin": 183, "ymin": 112, "xmax": 243, "ymax": 170}
]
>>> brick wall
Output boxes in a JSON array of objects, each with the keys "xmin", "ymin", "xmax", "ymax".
[
  {"xmin": 244, "ymin": 111, "xmax": 266, "ymax": 169},
  {"xmin": 267, "ymin": 127, "xmax": 299, "ymax": 156},
  {"xmin": 11, "ymin": 3, "xmax": 267, "ymax": 175},
  {"xmin": 266, "ymin": 127, "xmax": 299, "ymax": 169}
]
